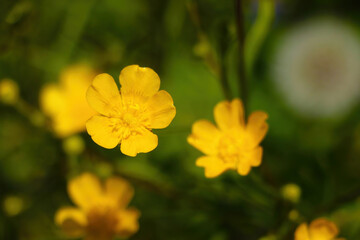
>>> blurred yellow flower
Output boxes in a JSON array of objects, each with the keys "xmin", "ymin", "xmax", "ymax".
[
  {"xmin": 188, "ymin": 99, "xmax": 268, "ymax": 178},
  {"xmin": 295, "ymin": 218, "xmax": 345, "ymax": 240},
  {"xmin": 86, "ymin": 65, "xmax": 176, "ymax": 156},
  {"xmin": 0, "ymin": 78, "xmax": 19, "ymax": 104},
  {"xmin": 40, "ymin": 64, "xmax": 97, "ymax": 137},
  {"xmin": 3, "ymin": 195, "xmax": 24, "ymax": 217},
  {"xmin": 55, "ymin": 173, "xmax": 140, "ymax": 240}
]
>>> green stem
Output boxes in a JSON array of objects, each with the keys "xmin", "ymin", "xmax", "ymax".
[
  {"xmin": 249, "ymin": 171, "xmax": 279, "ymax": 199},
  {"xmin": 235, "ymin": 0, "xmax": 248, "ymax": 110},
  {"xmin": 219, "ymin": 58, "xmax": 232, "ymax": 100},
  {"xmin": 186, "ymin": 0, "xmax": 232, "ymax": 100},
  {"xmin": 218, "ymin": 22, "xmax": 232, "ymax": 100},
  {"xmin": 245, "ymin": 0, "xmax": 275, "ymax": 78},
  {"xmin": 15, "ymin": 99, "xmax": 46, "ymax": 128}
]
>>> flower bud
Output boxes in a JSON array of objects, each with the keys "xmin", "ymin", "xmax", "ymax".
[
  {"xmin": 281, "ymin": 183, "xmax": 301, "ymax": 203},
  {"xmin": 3, "ymin": 195, "xmax": 24, "ymax": 216},
  {"xmin": 62, "ymin": 135, "xmax": 85, "ymax": 155},
  {"xmin": 288, "ymin": 209, "xmax": 300, "ymax": 221},
  {"xmin": 0, "ymin": 78, "xmax": 19, "ymax": 104}
]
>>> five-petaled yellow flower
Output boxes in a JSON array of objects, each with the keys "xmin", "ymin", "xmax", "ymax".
[
  {"xmin": 55, "ymin": 173, "xmax": 140, "ymax": 240},
  {"xmin": 86, "ymin": 65, "xmax": 176, "ymax": 156},
  {"xmin": 295, "ymin": 218, "xmax": 345, "ymax": 240},
  {"xmin": 40, "ymin": 64, "xmax": 97, "ymax": 137},
  {"xmin": 187, "ymin": 98, "xmax": 268, "ymax": 178}
]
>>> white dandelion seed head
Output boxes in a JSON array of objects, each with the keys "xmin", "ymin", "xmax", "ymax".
[{"xmin": 272, "ymin": 18, "xmax": 360, "ymax": 118}]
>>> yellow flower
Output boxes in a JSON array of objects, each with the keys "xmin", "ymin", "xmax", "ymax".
[
  {"xmin": 187, "ymin": 99, "xmax": 268, "ymax": 178},
  {"xmin": 295, "ymin": 218, "xmax": 345, "ymax": 240},
  {"xmin": 55, "ymin": 173, "xmax": 140, "ymax": 240},
  {"xmin": 86, "ymin": 65, "xmax": 176, "ymax": 156},
  {"xmin": 0, "ymin": 78, "xmax": 19, "ymax": 104},
  {"xmin": 40, "ymin": 64, "xmax": 97, "ymax": 137}
]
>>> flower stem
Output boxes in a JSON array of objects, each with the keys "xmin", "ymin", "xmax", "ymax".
[
  {"xmin": 218, "ymin": 22, "xmax": 232, "ymax": 100},
  {"xmin": 235, "ymin": 0, "xmax": 248, "ymax": 110},
  {"xmin": 186, "ymin": 0, "xmax": 232, "ymax": 100}
]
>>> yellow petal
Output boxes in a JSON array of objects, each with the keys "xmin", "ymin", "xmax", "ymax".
[
  {"xmin": 309, "ymin": 218, "xmax": 339, "ymax": 240},
  {"xmin": 214, "ymin": 99, "xmax": 245, "ymax": 130},
  {"xmin": 295, "ymin": 223, "xmax": 310, "ymax": 240},
  {"xmin": 237, "ymin": 147, "xmax": 264, "ymax": 175},
  {"xmin": 187, "ymin": 120, "xmax": 221, "ymax": 155},
  {"xmin": 105, "ymin": 177, "xmax": 134, "ymax": 208},
  {"xmin": 244, "ymin": 147, "xmax": 263, "ymax": 167},
  {"xmin": 147, "ymin": 90, "xmax": 176, "ymax": 129},
  {"xmin": 86, "ymin": 115, "xmax": 121, "ymax": 149},
  {"xmin": 116, "ymin": 208, "xmax": 140, "ymax": 237},
  {"xmin": 196, "ymin": 156, "xmax": 233, "ymax": 178},
  {"xmin": 86, "ymin": 73, "xmax": 122, "ymax": 116},
  {"xmin": 68, "ymin": 173, "xmax": 103, "ymax": 209},
  {"xmin": 61, "ymin": 64, "xmax": 96, "ymax": 92},
  {"xmin": 119, "ymin": 65, "xmax": 160, "ymax": 97},
  {"xmin": 40, "ymin": 84, "xmax": 65, "ymax": 116},
  {"xmin": 237, "ymin": 163, "xmax": 251, "ymax": 176},
  {"xmin": 40, "ymin": 70, "xmax": 96, "ymax": 137},
  {"xmin": 120, "ymin": 129, "xmax": 158, "ymax": 157},
  {"xmin": 55, "ymin": 207, "xmax": 87, "ymax": 237},
  {"xmin": 246, "ymin": 111, "xmax": 268, "ymax": 146},
  {"xmin": 40, "ymin": 85, "xmax": 72, "ymax": 137}
]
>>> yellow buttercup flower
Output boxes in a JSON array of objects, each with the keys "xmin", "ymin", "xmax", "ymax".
[
  {"xmin": 55, "ymin": 173, "xmax": 140, "ymax": 240},
  {"xmin": 295, "ymin": 218, "xmax": 345, "ymax": 240},
  {"xmin": 86, "ymin": 65, "xmax": 176, "ymax": 157},
  {"xmin": 188, "ymin": 99, "xmax": 268, "ymax": 178},
  {"xmin": 40, "ymin": 64, "xmax": 97, "ymax": 137}
]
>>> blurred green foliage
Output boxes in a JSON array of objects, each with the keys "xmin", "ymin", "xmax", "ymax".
[{"xmin": 1, "ymin": 0, "xmax": 360, "ymax": 239}]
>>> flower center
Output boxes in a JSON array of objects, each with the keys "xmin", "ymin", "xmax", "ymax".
[
  {"xmin": 217, "ymin": 135, "xmax": 241, "ymax": 166},
  {"xmin": 86, "ymin": 205, "xmax": 118, "ymax": 240},
  {"xmin": 110, "ymin": 100, "xmax": 150, "ymax": 139}
]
